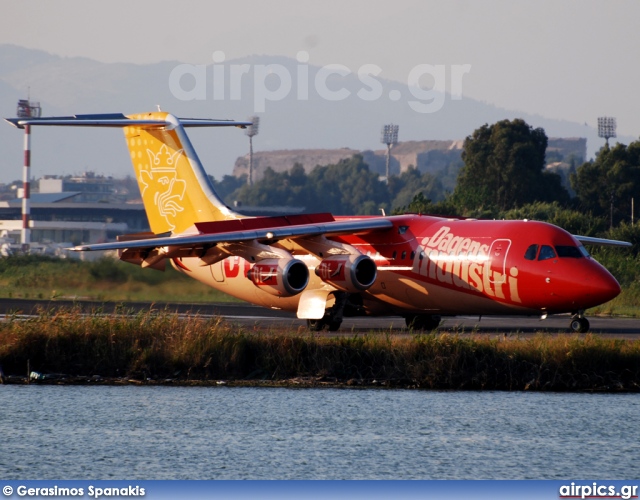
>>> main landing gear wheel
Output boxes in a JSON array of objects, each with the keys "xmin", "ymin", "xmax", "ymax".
[
  {"xmin": 405, "ymin": 314, "xmax": 441, "ymax": 331},
  {"xmin": 306, "ymin": 292, "xmax": 347, "ymax": 332},
  {"xmin": 307, "ymin": 318, "xmax": 342, "ymax": 332},
  {"xmin": 569, "ymin": 316, "xmax": 590, "ymax": 333}
]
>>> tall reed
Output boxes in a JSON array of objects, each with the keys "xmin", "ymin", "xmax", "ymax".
[{"xmin": 1, "ymin": 309, "xmax": 639, "ymax": 391}]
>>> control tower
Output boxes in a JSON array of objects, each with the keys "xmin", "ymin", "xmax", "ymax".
[{"xmin": 16, "ymin": 98, "xmax": 41, "ymax": 118}]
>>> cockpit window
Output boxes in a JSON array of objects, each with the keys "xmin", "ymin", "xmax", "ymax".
[
  {"xmin": 579, "ymin": 245, "xmax": 590, "ymax": 258},
  {"xmin": 538, "ymin": 245, "xmax": 557, "ymax": 261},
  {"xmin": 524, "ymin": 244, "xmax": 538, "ymax": 260},
  {"xmin": 555, "ymin": 245, "xmax": 583, "ymax": 258}
]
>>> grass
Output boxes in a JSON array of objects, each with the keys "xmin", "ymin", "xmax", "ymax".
[
  {"xmin": 0, "ymin": 255, "xmax": 238, "ymax": 303},
  {"xmin": 1, "ymin": 308, "xmax": 639, "ymax": 391}
]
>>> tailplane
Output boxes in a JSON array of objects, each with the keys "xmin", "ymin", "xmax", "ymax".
[{"xmin": 5, "ymin": 112, "xmax": 252, "ymax": 234}]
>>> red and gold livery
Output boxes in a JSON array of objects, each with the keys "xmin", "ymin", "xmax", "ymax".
[{"xmin": 6, "ymin": 112, "xmax": 627, "ymax": 333}]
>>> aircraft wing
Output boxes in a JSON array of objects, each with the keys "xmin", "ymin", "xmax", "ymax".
[
  {"xmin": 574, "ymin": 235, "xmax": 632, "ymax": 248},
  {"xmin": 72, "ymin": 219, "xmax": 631, "ymax": 253},
  {"xmin": 71, "ymin": 216, "xmax": 394, "ymax": 253}
]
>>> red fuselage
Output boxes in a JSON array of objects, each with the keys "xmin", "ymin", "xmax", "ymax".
[
  {"xmin": 328, "ymin": 215, "xmax": 620, "ymax": 316},
  {"xmin": 179, "ymin": 214, "xmax": 621, "ymax": 318}
]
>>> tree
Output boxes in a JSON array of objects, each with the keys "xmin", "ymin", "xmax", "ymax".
[
  {"xmin": 501, "ymin": 201, "xmax": 605, "ymax": 236},
  {"xmin": 388, "ymin": 166, "xmax": 446, "ymax": 210},
  {"xmin": 571, "ymin": 141, "xmax": 640, "ymax": 227},
  {"xmin": 307, "ymin": 155, "xmax": 389, "ymax": 214},
  {"xmin": 228, "ymin": 156, "xmax": 390, "ymax": 215},
  {"xmin": 231, "ymin": 164, "xmax": 316, "ymax": 208},
  {"xmin": 210, "ymin": 174, "xmax": 247, "ymax": 203},
  {"xmin": 392, "ymin": 192, "xmax": 459, "ymax": 217},
  {"xmin": 453, "ymin": 119, "xmax": 569, "ymax": 215}
]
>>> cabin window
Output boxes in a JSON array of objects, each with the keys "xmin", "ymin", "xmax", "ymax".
[
  {"xmin": 524, "ymin": 244, "xmax": 538, "ymax": 260},
  {"xmin": 401, "ymin": 251, "xmax": 407, "ymax": 260},
  {"xmin": 410, "ymin": 251, "xmax": 415, "ymax": 260},
  {"xmin": 555, "ymin": 245, "xmax": 583, "ymax": 258},
  {"xmin": 392, "ymin": 251, "xmax": 397, "ymax": 260},
  {"xmin": 538, "ymin": 245, "xmax": 557, "ymax": 261}
]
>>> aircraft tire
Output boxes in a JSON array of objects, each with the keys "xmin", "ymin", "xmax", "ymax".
[
  {"xmin": 307, "ymin": 319, "xmax": 325, "ymax": 331},
  {"xmin": 569, "ymin": 317, "xmax": 590, "ymax": 333},
  {"xmin": 405, "ymin": 314, "xmax": 441, "ymax": 331},
  {"xmin": 306, "ymin": 318, "xmax": 342, "ymax": 332},
  {"xmin": 327, "ymin": 320, "xmax": 342, "ymax": 332}
]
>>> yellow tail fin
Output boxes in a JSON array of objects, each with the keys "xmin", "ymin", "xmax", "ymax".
[{"xmin": 124, "ymin": 112, "xmax": 244, "ymax": 234}]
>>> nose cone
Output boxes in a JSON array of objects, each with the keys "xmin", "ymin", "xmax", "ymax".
[{"xmin": 584, "ymin": 269, "xmax": 621, "ymax": 307}]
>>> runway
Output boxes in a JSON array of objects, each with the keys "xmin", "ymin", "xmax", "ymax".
[{"xmin": 0, "ymin": 298, "xmax": 639, "ymax": 338}]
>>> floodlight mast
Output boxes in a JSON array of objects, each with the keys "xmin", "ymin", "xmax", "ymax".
[
  {"xmin": 245, "ymin": 116, "xmax": 260, "ymax": 186},
  {"xmin": 597, "ymin": 116, "xmax": 617, "ymax": 147},
  {"xmin": 597, "ymin": 117, "xmax": 618, "ymax": 229},
  {"xmin": 381, "ymin": 124, "xmax": 399, "ymax": 184}
]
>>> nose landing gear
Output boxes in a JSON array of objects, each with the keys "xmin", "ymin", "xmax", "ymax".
[{"xmin": 569, "ymin": 312, "xmax": 590, "ymax": 333}]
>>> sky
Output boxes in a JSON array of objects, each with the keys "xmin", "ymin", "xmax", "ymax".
[{"xmin": 1, "ymin": 0, "xmax": 639, "ymax": 137}]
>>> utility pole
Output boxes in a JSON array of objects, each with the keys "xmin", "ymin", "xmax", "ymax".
[{"xmin": 610, "ymin": 192, "xmax": 614, "ymax": 230}]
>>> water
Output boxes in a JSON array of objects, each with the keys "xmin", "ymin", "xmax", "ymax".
[{"xmin": 1, "ymin": 386, "xmax": 638, "ymax": 479}]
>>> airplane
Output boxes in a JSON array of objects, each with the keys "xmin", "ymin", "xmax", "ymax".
[{"xmin": 5, "ymin": 111, "xmax": 630, "ymax": 333}]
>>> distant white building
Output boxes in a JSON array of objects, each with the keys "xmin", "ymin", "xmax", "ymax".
[{"xmin": 0, "ymin": 174, "xmax": 148, "ymax": 256}]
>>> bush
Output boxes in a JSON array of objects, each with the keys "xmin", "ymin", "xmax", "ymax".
[{"xmin": 89, "ymin": 258, "xmax": 127, "ymax": 283}]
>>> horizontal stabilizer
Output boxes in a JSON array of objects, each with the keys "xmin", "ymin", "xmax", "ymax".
[{"xmin": 5, "ymin": 114, "xmax": 252, "ymax": 129}]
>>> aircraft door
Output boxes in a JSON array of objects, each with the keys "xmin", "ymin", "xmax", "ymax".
[
  {"xmin": 211, "ymin": 261, "xmax": 225, "ymax": 282},
  {"xmin": 487, "ymin": 239, "xmax": 511, "ymax": 284}
]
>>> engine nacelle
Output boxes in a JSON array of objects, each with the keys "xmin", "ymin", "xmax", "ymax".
[
  {"xmin": 247, "ymin": 258, "xmax": 309, "ymax": 297},
  {"xmin": 315, "ymin": 254, "xmax": 377, "ymax": 292}
]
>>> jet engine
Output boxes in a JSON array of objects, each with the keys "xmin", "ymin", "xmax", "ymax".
[
  {"xmin": 247, "ymin": 258, "xmax": 309, "ymax": 297},
  {"xmin": 315, "ymin": 254, "xmax": 377, "ymax": 292}
]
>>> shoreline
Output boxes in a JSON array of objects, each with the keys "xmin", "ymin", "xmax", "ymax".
[
  {"xmin": 3, "ymin": 375, "xmax": 412, "ymax": 389},
  {"xmin": 3, "ymin": 375, "xmax": 638, "ymax": 392},
  {"xmin": 4, "ymin": 362, "xmax": 639, "ymax": 392}
]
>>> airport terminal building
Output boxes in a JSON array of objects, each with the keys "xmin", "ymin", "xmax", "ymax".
[{"xmin": 0, "ymin": 174, "xmax": 149, "ymax": 252}]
